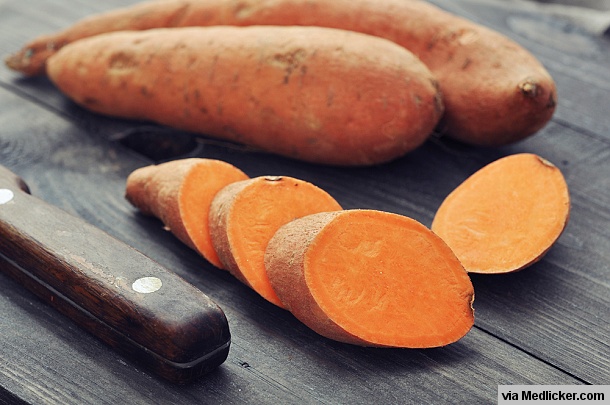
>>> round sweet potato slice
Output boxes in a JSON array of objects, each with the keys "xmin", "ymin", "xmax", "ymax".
[
  {"xmin": 265, "ymin": 209, "xmax": 475, "ymax": 348},
  {"xmin": 432, "ymin": 153, "xmax": 570, "ymax": 274}
]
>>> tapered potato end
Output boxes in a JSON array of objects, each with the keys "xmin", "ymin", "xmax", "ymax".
[{"xmin": 125, "ymin": 158, "xmax": 249, "ymax": 268}]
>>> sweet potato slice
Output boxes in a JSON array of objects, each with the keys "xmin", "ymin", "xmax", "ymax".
[
  {"xmin": 125, "ymin": 158, "xmax": 249, "ymax": 268},
  {"xmin": 209, "ymin": 176, "xmax": 342, "ymax": 307},
  {"xmin": 431, "ymin": 153, "xmax": 570, "ymax": 274},
  {"xmin": 265, "ymin": 209, "xmax": 475, "ymax": 348}
]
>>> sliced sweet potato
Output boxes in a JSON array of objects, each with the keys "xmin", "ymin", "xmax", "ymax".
[
  {"xmin": 209, "ymin": 176, "xmax": 342, "ymax": 307},
  {"xmin": 125, "ymin": 158, "xmax": 249, "ymax": 268},
  {"xmin": 431, "ymin": 153, "xmax": 570, "ymax": 274},
  {"xmin": 265, "ymin": 209, "xmax": 475, "ymax": 348}
]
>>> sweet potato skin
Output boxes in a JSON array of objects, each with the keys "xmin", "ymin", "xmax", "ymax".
[
  {"xmin": 264, "ymin": 211, "xmax": 355, "ymax": 343},
  {"xmin": 8, "ymin": 0, "xmax": 556, "ymax": 146},
  {"xmin": 46, "ymin": 26, "xmax": 442, "ymax": 166},
  {"xmin": 125, "ymin": 160, "xmax": 198, "ymax": 250}
]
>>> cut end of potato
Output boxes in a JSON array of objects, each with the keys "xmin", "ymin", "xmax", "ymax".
[
  {"xmin": 431, "ymin": 153, "xmax": 570, "ymax": 274},
  {"xmin": 209, "ymin": 176, "xmax": 342, "ymax": 308},
  {"xmin": 266, "ymin": 209, "xmax": 475, "ymax": 348}
]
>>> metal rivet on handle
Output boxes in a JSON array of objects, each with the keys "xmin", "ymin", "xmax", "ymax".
[
  {"xmin": 132, "ymin": 277, "xmax": 163, "ymax": 293},
  {"xmin": 0, "ymin": 189, "xmax": 14, "ymax": 205}
]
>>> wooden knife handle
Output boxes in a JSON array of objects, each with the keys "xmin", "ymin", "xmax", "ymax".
[{"xmin": 0, "ymin": 165, "xmax": 230, "ymax": 384}]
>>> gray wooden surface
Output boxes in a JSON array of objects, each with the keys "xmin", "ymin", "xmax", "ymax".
[{"xmin": 0, "ymin": 0, "xmax": 608, "ymax": 403}]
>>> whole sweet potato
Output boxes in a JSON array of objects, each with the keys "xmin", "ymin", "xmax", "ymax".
[{"xmin": 46, "ymin": 26, "xmax": 443, "ymax": 166}]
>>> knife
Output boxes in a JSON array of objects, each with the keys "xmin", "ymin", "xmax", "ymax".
[{"xmin": 0, "ymin": 164, "xmax": 230, "ymax": 384}]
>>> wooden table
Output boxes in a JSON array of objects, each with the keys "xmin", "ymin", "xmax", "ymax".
[{"xmin": 1, "ymin": 0, "xmax": 608, "ymax": 403}]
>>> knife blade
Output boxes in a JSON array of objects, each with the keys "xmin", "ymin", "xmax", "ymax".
[
  {"xmin": 110, "ymin": 126, "xmax": 201, "ymax": 162},
  {"xmin": 0, "ymin": 164, "xmax": 230, "ymax": 384},
  {"xmin": 110, "ymin": 125, "xmax": 256, "ymax": 163}
]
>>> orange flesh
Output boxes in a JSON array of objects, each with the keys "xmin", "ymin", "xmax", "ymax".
[
  {"xmin": 179, "ymin": 161, "xmax": 249, "ymax": 268},
  {"xmin": 431, "ymin": 153, "xmax": 570, "ymax": 274},
  {"xmin": 305, "ymin": 210, "xmax": 474, "ymax": 348},
  {"xmin": 227, "ymin": 177, "xmax": 342, "ymax": 307}
]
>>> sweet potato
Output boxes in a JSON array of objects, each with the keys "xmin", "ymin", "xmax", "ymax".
[
  {"xmin": 264, "ymin": 209, "xmax": 475, "ymax": 348},
  {"xmin": 6, "ymin": 0, "xmax": 556, "ymax": 146},
  {"xmin": 125, "ymin": 158, "xmax": 249, "ymax": 268},
  {"xmin": 431, "ymin": 153, "xmax": 570, "ymax": 274},
  {"xmin": 45, "ymin": 25, "xmax": 442, "ymax": 166},
  {"xmin": 209, "ymin": 176, "xmax": 342, "ymax": 307}
]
